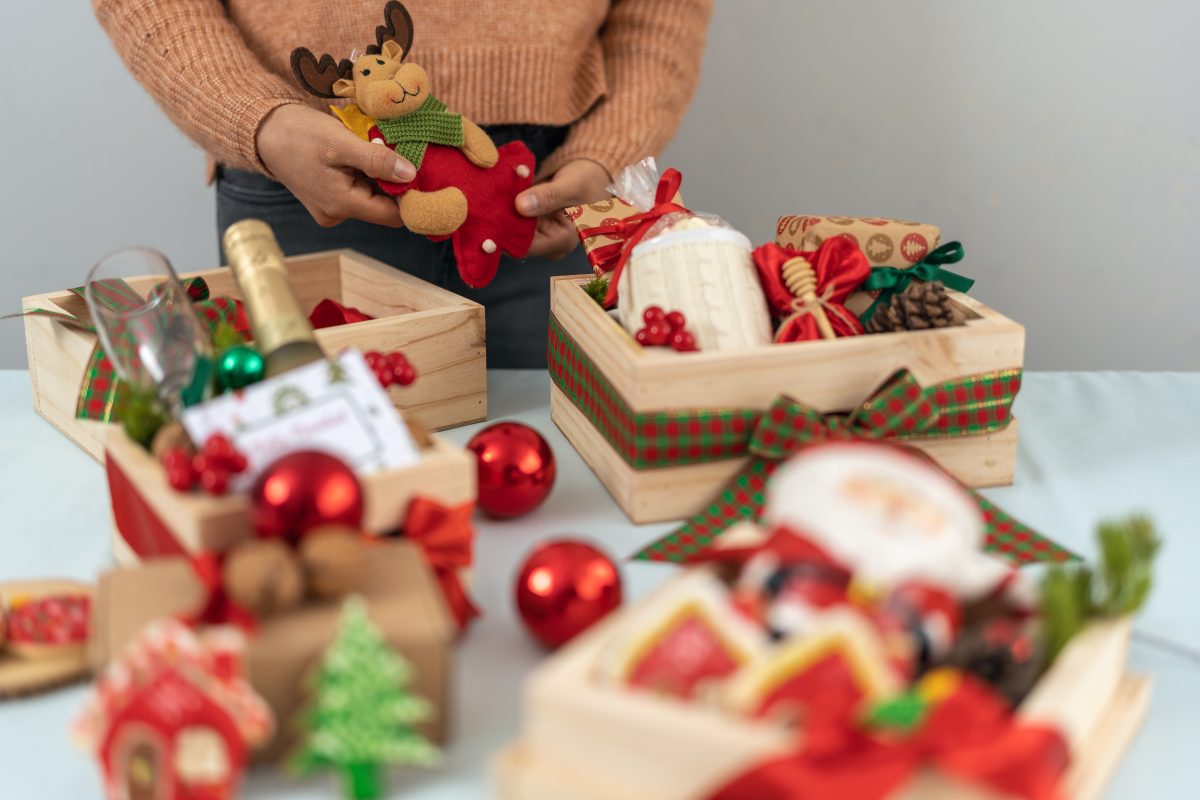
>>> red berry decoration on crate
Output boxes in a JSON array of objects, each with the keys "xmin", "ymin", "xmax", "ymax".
[
  {"xmin": 634, "ymin": 306, "xmax": 699, "ymax": 352},
  {"xmin": 365, "ymin": 350, "xmax": 419, "ymax": 388},
  {"xmin": 515, "ymin": 539, "xmax": 623, "ymax": 649},
  {"xmin": 251, "ymin": 451, "xmax": 364, "ymax": 541},
  {"xmin": 467, "ymin": 422, "xmax": 556, "ymax": 518},
  {"xmin": 160, "ymin": 434, "xmax": 248, "ymax": 496}
]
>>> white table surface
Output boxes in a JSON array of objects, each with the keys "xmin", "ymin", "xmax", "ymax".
[{"xmin": 1, "ymin": 369, "xmax": 1198, "ymax": 799}]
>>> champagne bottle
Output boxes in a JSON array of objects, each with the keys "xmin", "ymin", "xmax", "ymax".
[{"xmin": 222, "ymin": 220, "xmax": 325, "ymax": 377}]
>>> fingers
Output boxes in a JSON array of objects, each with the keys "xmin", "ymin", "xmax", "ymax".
[
  {"xmin": 516, "ymin": 158, "xmax": 611, "ymax": 217},
  {"xmin": 526, "ymin": 217, "xmax": 580, "ymax": 259},
  {"xmin": 334, "ymin": 133, "xmax": 416, "ymax": 184},
  {"xmin": 307, "ymin": 171, "xmax": 405, "ymax": 229}
]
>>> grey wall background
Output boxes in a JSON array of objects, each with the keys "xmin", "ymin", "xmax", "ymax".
[{"xmin": 2, "ymin": 0, "xmax": 1197, "ymax": 369}]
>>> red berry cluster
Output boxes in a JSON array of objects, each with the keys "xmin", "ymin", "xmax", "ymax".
[
  {"xmin": 634, "ymin": 306, "xmax": 698, "ymax": 352},
  {"xmin": 365, "ymin": 350, "xmax": 417, "ymax": 388},
  {"xmin": 162, "ymin": 434, "xmax": 248, "ymax": 496}
]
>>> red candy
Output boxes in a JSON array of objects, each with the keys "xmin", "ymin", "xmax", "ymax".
[
  {"xmin": 634, "ymin": 308, "xmax": 699, "ymax": 353},
  {"xmin": 670, "ymin": 330, "xmax": 697, "ymax": 352},
  {"xmin": 643, "ymin": 306, "xmax": 666, "ymax": 326},
  {"xmin": 161, "ymin": 436, "xmax": 248, "ymax": 496},
  {"xmin": 365, "ymin": 350, "xmax": 419, "ymax": 388}
]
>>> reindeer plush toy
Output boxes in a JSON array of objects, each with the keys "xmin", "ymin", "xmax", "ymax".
[{"xmin": 291, "ymin": 2, "xmax": 537, "ymax": 288}]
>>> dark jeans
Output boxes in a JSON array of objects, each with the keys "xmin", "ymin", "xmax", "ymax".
[{"xmin": 215, "ymin": 124, "xmax": 589, "ymax": 369}]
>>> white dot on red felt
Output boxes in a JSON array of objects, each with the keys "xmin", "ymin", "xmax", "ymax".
[
  {"xmin": 482, "ymin": 239, "xmax": 497, "ymax": 254},
  {"xmin": 515, "ymin": 165, "xmax": 531, "ymax": 178}
]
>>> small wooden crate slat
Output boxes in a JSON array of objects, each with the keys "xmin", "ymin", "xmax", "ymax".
[
  {"xmin": 549, "ymin": 275, "xmax": 1025, "ymax": 524},
  {"xmin": 493, "ymin": 569, "xmax": 1149, "ymax": 800},
  {"xmin": 22, "ymin": 249, "xmax": 487, "ymax": 462}
]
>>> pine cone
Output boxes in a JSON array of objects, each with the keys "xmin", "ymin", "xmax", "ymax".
[{"xmin": 865, "ymin": 280, "xmax": 966, "ymax": 333}]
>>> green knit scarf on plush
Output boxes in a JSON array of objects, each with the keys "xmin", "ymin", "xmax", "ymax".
[{"xmin": 375, "ymin": 96, "xmax": 465, "ymax": 169}]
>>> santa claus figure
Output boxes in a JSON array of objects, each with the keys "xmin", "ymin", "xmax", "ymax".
[{"xmin": 739, "ymin": 443, "xmax": 1033, "ymax": 666}]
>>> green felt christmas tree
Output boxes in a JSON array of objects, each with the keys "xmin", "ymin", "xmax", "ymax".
[{"xmin": 290, "ymin": 596, "xmax": 440, "ymax": 799}]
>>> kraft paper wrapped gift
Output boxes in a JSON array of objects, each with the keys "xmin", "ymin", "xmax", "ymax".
[
  {"xmin": 89, "ymin": 541, "xmax": 453, "ymax": 761},
  {"xmin": 775, "ymin": 215, "xmax": 941, "ymax": 268}
]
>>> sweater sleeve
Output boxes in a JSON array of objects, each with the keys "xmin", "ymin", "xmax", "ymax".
[
  {"xmin": 538, "ymin": 0, "xmax": 713, "ymax": 180},
  {"xmin": 93, "ymin": 0, "xmax": 306, "ymax": 172}
]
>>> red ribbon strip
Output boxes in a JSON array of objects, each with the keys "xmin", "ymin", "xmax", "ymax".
[
  {"xmin": 309, "ymin": 298, "xmax": 374, "ymax": 330},
  {"xmin": 400, "ymin": 497, "xmax": 480, "ymax": 632},
  {"xmin": 577, "ymin": 169, "xmax": 689, "ymax": 307},
  {"xmin": 708, "ymin": 675, "xmax": 1069, "ymax": 800},
  {"xmin": 106, "ymin": 455, "xmax": 256, "ymax": 629}
]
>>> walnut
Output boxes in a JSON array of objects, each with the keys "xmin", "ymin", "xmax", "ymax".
[
  {"xmin": 222, "ymin": 539, "xmax": 304, "ymax": 617},
  {"xmin": 300, "ymin": 527, "xmax": 368, "ymax": 600}
]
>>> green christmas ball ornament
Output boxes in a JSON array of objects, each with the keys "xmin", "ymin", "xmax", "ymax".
[{"xmin": 217, "ymin": 345, "xmax": 265, "ymax": 391}]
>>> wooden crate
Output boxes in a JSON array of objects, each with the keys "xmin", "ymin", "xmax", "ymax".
[
  {"xmin": 22, "ymin": 249, "xmax": 487, "ymax": 462},
  {"xmin": 549, "ymin": 275, "xmax": 1025, "ymax": 524},
  {"xmin": 493, "ymin": 569, "xmax": 1149, "ymax": 800},
  {"xmin": 105, "ymin": 426, "xmax": 475, "ymax": 560}
]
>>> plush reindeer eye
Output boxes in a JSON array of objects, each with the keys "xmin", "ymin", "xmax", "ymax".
[
  {"xmin": 361, "ymin": 69, "xmax": 371, "ymax": 76},
  {"xmin": 377, "ymin": 59, "xmax": 385, "ymax": 65}
]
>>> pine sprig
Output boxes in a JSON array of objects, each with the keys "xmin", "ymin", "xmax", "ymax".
[
  {"xmin": 582, "ymin": 275, "xmax": 610, "ymax": 307},
  {"xmin": 211, "ymin": 320, "xmax": 247, "ymax": 352},
  {"xmin": 1041, "ymin": 514, "xmax": 1160, "ymax": 662}
]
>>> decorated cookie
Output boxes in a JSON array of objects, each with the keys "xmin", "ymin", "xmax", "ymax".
[
  {"xmin": 762, "ymin": 443, "xmax": 1013, "ymax": 599},
  {"xmin": 0, "ymin": 580, "xmax": 93, "ymax": 698},
  {"xmin": 723, "ymin": 609, "xmax": 909, "ymax": 725},
  {"xmin": 596, "ymin": 571, "xmax": 766, "ymax": 700}
]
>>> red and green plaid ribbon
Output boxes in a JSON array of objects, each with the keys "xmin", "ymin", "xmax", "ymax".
[
  {"xmin": 20, "ymin": 278, "xmax": 239, "ymax": 422},
  {"xmin": 633, "ymin": 399, "xmax": 1076, "ymax": 567},
  {"xmin": 549, "ymin": 314, "xmax": 1022, "ymax": 469}
]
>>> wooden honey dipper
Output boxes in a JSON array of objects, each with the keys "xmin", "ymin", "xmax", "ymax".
[{"xmin": 780, "ymin": 256, "xmax": 836, "ymax": 340}]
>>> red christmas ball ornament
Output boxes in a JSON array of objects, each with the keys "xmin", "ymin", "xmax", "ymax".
[
  {"xmin": 250, "ymin": 451, "xmax": 364, "ymax": 540},
  {"xmin": 515, "ymin": 539, "xmax": 622, "ymax": 648},
  {"xmin": 468, "ymin": 422, "xmax": 556, "ymax": 518}
]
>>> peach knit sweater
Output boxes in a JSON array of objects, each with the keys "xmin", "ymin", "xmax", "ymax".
[{"xmin": 93, "ymin": 0, "xmax": 712, "ymax": 178}]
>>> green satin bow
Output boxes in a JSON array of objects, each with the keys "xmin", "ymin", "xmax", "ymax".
[{"xmin": 860, "ymin": 241, "xmax": 974, "ymax": 325}]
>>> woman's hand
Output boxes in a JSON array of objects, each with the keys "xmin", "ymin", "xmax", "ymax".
[
  {"xmin": 256, "ymin": 104, "xmax": 415, "ymax": 228},
  {"xmin": 517, "ymin": 159, "xmax": 611, "ymax": 259}
]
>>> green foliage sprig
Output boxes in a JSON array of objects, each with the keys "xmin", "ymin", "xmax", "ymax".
[
  {"xmin": 1041, "ymin": 515, "xmax": 1160, "ymax": 662},
  {"xmin": 583, "ymin": 275, "xmax": 610, "ymax": 307}
]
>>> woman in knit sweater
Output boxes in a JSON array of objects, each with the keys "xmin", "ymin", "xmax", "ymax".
[{"xmin": 93, "ymin": 0, "xmax": 712, "ymax": 368}]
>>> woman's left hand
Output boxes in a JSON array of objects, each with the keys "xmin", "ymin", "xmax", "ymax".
[{"xmin": 517, "ymin": 159, "xmax": 611, "ymax": 259}]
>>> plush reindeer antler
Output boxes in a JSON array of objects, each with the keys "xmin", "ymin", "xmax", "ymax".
[
  {"xmin": 290, "ymin": 48, "xmax": 354, "ymax": 98},
  {"xmin": 376, "ymin": 1, "xmax": 415, "ymax": 57}
]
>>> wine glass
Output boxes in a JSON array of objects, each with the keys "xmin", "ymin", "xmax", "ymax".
[{"xmin": 84, "ymin": 247, "xmax": 214, "ymax": 414}]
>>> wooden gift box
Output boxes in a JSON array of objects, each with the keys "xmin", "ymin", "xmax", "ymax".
[
  {"xmin": 90, "ymin": 541, "xmax": 453, "ymax": 762},
  {"xmin": 494, "ymin": 564, "xmax": 1150, "ymax": 800},
  {"xmin": 548, "ymin": 275, "xmax": 1024, "ymax": 524},
  {"xmin": 22, "ymin": 249, "xmax": 486, "ymax": 462},
  {"xmin": 104, "ymin": 427, "xmax": 475, "ymax": 564}
]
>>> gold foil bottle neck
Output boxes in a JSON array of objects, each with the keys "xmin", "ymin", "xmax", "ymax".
[{"xmin": 223, "ymin": 219, "xmax": 324, "ymax": 376}]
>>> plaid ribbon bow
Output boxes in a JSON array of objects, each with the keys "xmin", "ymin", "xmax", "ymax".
[
  {"xmin": 754, "ymin": 367, "xmax": 1022, "ymax": 451},
  {"xmin": 20, "ymin": 278, "xmax": 242, "ymax": 421},
  {"xmin": 634, "ymin": 377, "xmax": 1076, "ymax": 568}
]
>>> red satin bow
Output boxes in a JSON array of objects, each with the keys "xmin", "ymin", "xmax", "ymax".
[
  {"xmin": 309, "ymin": 298, "xmax": 374, "ymax": 330},
  {"xmin": 753, "ymin": 237, "xmax": 871, "ymax": 343},
  {"xmin": 577, "ymin": 168, "xmax": 689, "ymax": 307},
  {"xmin": 402, "ymin": 497, "xmax": 480, "ymax": 631},
  {"xmin": 181, "ymin": 552, "xmax": 258, "ymax": 632},
  {"xmin": 708, "ymin": 675, "xmax": 1069, "ymax": 800}
]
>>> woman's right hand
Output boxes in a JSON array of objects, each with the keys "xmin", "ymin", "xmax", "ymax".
[{"xmin": 256, "ymin": 104, "xmax": 415, "ymax": 228}]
